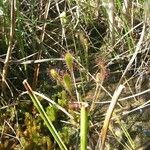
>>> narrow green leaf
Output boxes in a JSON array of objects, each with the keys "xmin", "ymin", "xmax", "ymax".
[{"xmin": 23, "ymin": 80, "xmax": 68, "ymax": 150}]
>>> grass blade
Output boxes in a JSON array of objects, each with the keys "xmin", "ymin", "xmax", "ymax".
[
  {"xmin": 23, "ymin": 79, "xmax": 68, "ymax": 150},
  {"xmin": 97, "ymin": 85, "xmax": 125, "ymax": 150}
]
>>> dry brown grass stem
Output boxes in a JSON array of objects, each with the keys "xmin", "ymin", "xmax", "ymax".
[
  {"xmin": 32, "ymin": 0, "xmax": 51, "ymax": 90},
  {"xmin": 97, "ymin": 85, "xmax": 125, "ymax": 150},
  {"xmin": 14, "ymin": 58, "xmax": 64, "ymax": 65},
  {"xmin": 1, "ymin": 0, "xmax": 16, "ymax": 97},
  {"xmin": 96, "ymin": 88, "xmax": 150, "ymax": 104}
]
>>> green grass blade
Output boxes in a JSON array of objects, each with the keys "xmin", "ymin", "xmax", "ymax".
[{"xmin": 23, "ymin": 80, "xmax": 68, "ymax": 150}]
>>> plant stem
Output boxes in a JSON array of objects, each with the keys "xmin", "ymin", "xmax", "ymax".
[{"xmin": 80, "ymin": 102, "xmax": 88, "ymax": 150}]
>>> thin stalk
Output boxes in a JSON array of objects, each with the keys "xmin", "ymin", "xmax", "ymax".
[
  {"xmin": 114, "ymin": 114, "xmax": 134, "ymax": 149},
  {"xmin": 1, "ymin": 0, "xmax": 16, "ymax": 97},
  {"xmin": 32, "ymin": 0, "xmax": 51, "ymax": 89},
  {"xmin": 117, "ymin": 22, "xmax": 146, "ymax": 86},
  {"xmin": 109, "ymin": 126, "xmax": 132, "ymax": 150},
  {"xmin": 80, "ymin": 102, "xmax": 88, "ymax": 150},
  {"xmin": 71, "ymin": 69, "xmax": 80, "ymax": 103},
  {"xmin": 72, "ymin": 35, "xmax": 86, "ymax": 96}
]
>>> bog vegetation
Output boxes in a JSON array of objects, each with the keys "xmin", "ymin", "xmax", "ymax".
[{"xmin": 0, "ymin": 0, "xmax": 150, "ymax": 149}]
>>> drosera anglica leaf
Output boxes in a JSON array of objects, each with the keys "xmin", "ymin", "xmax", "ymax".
[{"xmin": 65, "ymin": 52, "xmax": 73, "ymax": 72}]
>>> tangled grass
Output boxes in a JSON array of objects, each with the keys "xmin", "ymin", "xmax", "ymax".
[{"xmin": 0, "ymin": 0, "xmax": 150, "ymax": 149}]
